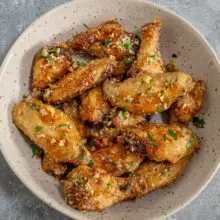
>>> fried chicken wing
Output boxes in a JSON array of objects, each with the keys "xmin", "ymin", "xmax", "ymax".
[
  {"xmin": 103, "ymin": 71, "xmax": 193, "ymax": 115},
  {"xmin": 90, "ymin": 109, "xmax": 146, "ymax": 148},
  {"xmin": 62, "ymin": 155, "xmax": 190, "ymax": 211},
  {"xmin": 135, "ymin": 156, "xmax": 191, "ymax": 192},
  {"xmin": 119, "ymin": 123, "xmax": 199, "ymax": 164},
  {"xmin": 62, "ymin": 165, "xmax": 147, "ymax": 211},
  {"xmin": 69, "ymin": 20, "xmax": 139, "ymax": 60},
  {"xmin": 43, "ymin": 56, "xmax": 117, "ymax": 104},
  {"xmin": 169, "ymin": 80, "xmax": 205, "ymax": 124},
  {"xmin": 128, "ymin": 19, "xmax": 164, "ymax": 76},
  {"xmin": 32, "ymin": 43, "xmax": 73, "ymax": 89},
  {"xmin": 91, "ymin": 144, "xmax": 144, "ymax": 176},
  {"xmin": 42, "ymin": 154, "xmax": 67, "ymax": 179},
  {"xmin": 62, "ymin": 101, "xmax": 90, "ymax": 138},
  {"xmin": 79, "ymin": 87, "xmax": 110, "ymax": 124},
  {"xmin": 12, "ymin": 98, "xmax": 90, "ymax": 163}
]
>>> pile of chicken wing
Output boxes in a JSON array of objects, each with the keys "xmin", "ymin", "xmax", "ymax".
[{"xmin": 12, "ymin": 19, "xmax": 205, "ymax": 211}]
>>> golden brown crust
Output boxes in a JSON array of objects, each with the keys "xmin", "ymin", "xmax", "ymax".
[
  {"xmin": 32, "ymin": 43, "xmax": 73, "ymax": 89},
  {"xmin": 69, "ymin": 20, "xmax": 140, "ymax": 61},
  {"xmin": 169, "ymin": 80, "xmax": 205, "ymax": 124},
  {"xmin": 103, "ymin": 71, "xmax": 193, "ymax": 115},
  {"xmin": 42, "ymin": 154, "xmax": 67, "ymax": 179},
  {"xmin": 79, "ymin": 87, "xmax": 110, "ymax": 124},
  {"xmin": 12, "ymin": 98, "xmax": 90, "ymax": 163},
  {"xmin": 119, "ymin": 123, "xmax": 199, "ymax": 164},
  {"xmin": 43, "ymin": 56, "xmax": 117, "ymax": 104},
  {"xmin": 128, "ymin": 19, "xmax": 164, "ymax": 77},
  {"xmin": 91, "ymin": 144, "xmax": 144, "ymax": 176}
]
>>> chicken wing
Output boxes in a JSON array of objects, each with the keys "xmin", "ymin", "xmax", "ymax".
[
  {"xmin": 119, "ymin": 123, "xmax": 199, "ymax": 164},
  {"xmin": 62, "ymin": 156, "xmax": 190, "ymax": 211},
  {"xmin": 169, "ymin": 80, "xmax": 205, "ymax": 124},
  {"xmin": 90, "ymin": 109, "xmax": 146, "ymax": 148},
  {"xmin": 12, "ymin": 98, "xmax": 90, "ymax": 164},
  {"xmin": 62, "ymin": 101, "xmax": 90, "ymax": 138},
  {"xmin": 43, "ymin": 56, "xmax": 117, "ymax": 104},
  {"xmin": 32, "ymin": 43, "xmax": 73, "ymax": 89},
  {"xmin": 128, "ymin": 19, "xmax": 164, "ymax": 77},
  {"xmin": 42, "ymin": 154, "xmax": 67, "ymax": 179},
  {"xmin": 103, "ymin": 71, "xmax": 193, "ymax": 115},
  {"xmin": 79, "ymin": 87, "xmax": 110, "ymax": 124},
  {"xmin": 91, "ymin": 144, "xmax": 144, "ymax": 176},
  {"xmin": 69, "ymin": 20, "xmax": 140, "ymax": 61}
]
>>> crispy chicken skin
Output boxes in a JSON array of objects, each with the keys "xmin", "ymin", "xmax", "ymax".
[
  {"xmin": 79, "ymin": 87, "xmax": 110, "ymax": 124},
  {"xmin": 128, "ymin": 19, "xmax": 164, "ymax": 76},
  {"xmin": 12, "ymin": 98, "xmax": 90, "ymax": 163},
  {"xmin": 62, "ymin": 101, "xmax": 90, "ymax": 138},
  {"xmin": 43, "ymin": 56, "xmax": 117, "ymax": 104},
  {"xmin": 103, "ymin": 71, "xmax": 193, "ymax": 115},
  {"xmin": 62, "ymin": 165, "xmax": 147, "ymax": 211},
  {"xmin": 62, "ymin": 156, "xmax": 190, "ymax": 211},
  {"xmin": 135, "ymin": 156, "xmax": 191, "ymax": 192},
  {"xmin": 42, "ymin": 154, "xmax": 67, "ymax": 179},
  {"xmin": 169, "ymin": 80, "xmax": 205, "ymax": 124},
  {"xmin": 90, "ymin": 109, "xmax": 146, "ymax": 148},
  {"xmin": 91, "ymin": 144, "xmax": 144, "ymax": 176},
  {"xmin": 69, "ymin": 20, "xmax": 139, "ymax": 61},
  {"xmin": 32, "ymin": 43, "xmax": 73, "ymax": 90},
  {"xmin": 119, "ymin": 123, "xmax": 199, "ymax": 164}
]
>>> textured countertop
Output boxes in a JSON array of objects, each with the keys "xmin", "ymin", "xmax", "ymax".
[{"xmin": 0, "ymin": 0, "xmax": 219, "ymax": 219}]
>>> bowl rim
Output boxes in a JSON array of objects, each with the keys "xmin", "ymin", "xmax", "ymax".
[{"xmin": 0, "ymin": 0, "xmax": 220, "ymax": 219}]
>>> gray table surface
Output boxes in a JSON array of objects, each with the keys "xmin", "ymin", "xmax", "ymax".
[{"xmin": 0, "ymin": 0, "xmax": 219, "ymax": 219}]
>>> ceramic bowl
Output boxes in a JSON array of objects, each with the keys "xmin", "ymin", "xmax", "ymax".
[{"xmin": 0, "ymin": 0, "xmax": 219, "ymax": 219}]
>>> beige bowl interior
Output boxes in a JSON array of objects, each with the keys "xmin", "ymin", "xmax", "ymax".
[{"xmin": 0, "ymin": 0, "xmax": 220, "ymax": 219}]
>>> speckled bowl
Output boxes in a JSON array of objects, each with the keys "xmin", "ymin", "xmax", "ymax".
[{"xmin": 0, "ymin": 0, "xmax": 220, "ymax": 219}]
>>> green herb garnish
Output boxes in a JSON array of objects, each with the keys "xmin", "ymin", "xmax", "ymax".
[
  {"xmin": 164, "ymin": 85, "xmax": 169, "ymax": 90},
  {"xmin": 88, "ymin": 160, "xmax": 94, "ymax": 168},
  {"xmin": 57, "ymin": 123, "xmax": 68, "ymax": 128},
  {"xmin": 31, "ymin": 144, "xmax": 43, "ymax": 157},
  {"xmin": 79, "ymin": 149, "xmax": 84, "ymax": 161},
  {"xmin": 146, "ymin": 87, "xmax": 152, "ymax": 93},
  {"xmin": 163, "ymin": 134, "xmax": 167, "ymax": 141},
  {"xmin": 192, "ymin": 117, "xmax": 205, "ymax": 128},
  {"xmin": 147, "ymin": 134, "xmax": 153, "ymax": 142},
  {"xmin": 101, "ymin": 39, "xmax": 111, "ymax": 47},
  {"xmin": 35, "ymin": 125, "xmax": 42, "ymax": 133},
  {"xmin": 149, "ymin": 53, "xmax": 157, "ymax": 59},
  {"xmin": 120, "ymin": 108, "xmax": 126, "ymax": 117},
  {"xmin": 152, "ymin": 143, "xmax": 159, "ymax": 147},
  {"xmin": 156, "ymin": 108, "xmax": 164, "ymax": 113},
  {"xmin": 160, "ymin": 90, "xmax": 164, "ymax": 96},
  {"xmin": 128, "ymin": 172, "xmax": 136, "ymax": 177},
  {"xmin": 106, "ymin": 182, "xmax": 112, "ymax": 189},
  {"xmin": 76, "ymin": 175, "xmax": 84, "ymax": 184},
  {"xmin": 168, "ymin": 129, "xmax": 178, "ymax": 140},
  {"xmin": 124, "ymin": 59, "xmax": 132, "ymax": 65}
]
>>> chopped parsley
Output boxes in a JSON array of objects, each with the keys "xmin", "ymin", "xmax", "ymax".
[
  {"xmin": 101, "ymin": 39, "xmax": 111, "ymax": 47},
  {"xmin": 193, "ymin": 117, "xmax": 205, "ymax": 128},
  {"xmin": 57, "ymin": 123, "xmax": 68, "ymax": 128},
  {"xmin": 146, "ymin": 87, "xmax": 152, "ymax": 93},
  {"xmin": 35, "ymin": 125, "xmax": 42, "ymax": 133},
  {"xmin": 47, "ymin": 48, "xmax": 60, "ymax": 55},
  {"xmin": 156, "ymin": 108, "xmax": 164, "ymax": 113},
  {"xmin": 163, "ymin": 134, "xmax": 167, "ymax": 141},
  {"xmin": 160, "ymin": 90, "xmax": 164, "ymax": 96},
  {"xmin": 128, "ymin": 172, "xmax": 136, "ymax": 177},
  {"xmin": 31, "ymin": 144, "xmax": 43, "ymax": 157},
  {"xmin": 172, "ymin": 53, "xmax": 178, "ymax": 58},
  {"xmin": 29, "ymin": 103, "xmax": 38, "ymax": 110},
  {"xmin": 76, "ymin": 175, "xmax": 84, "ymax": 184},
  {"xmin": 152, "ymin": 143, "xmax": 159, "ymax": 147},
  {"xmin": 148, "ymin": 53, "xmax": 157, "ymax": 59},
  {"xmin": 77, "ymin": 61, "xmax": 87, "ymax": 67},
  {"xmin": 88, "ymin": 160, "xmax": 94, "ymax": 168},
  {"xmin": 124, "ymin": 59, "xmax": 132, "ymax": 65},
  {"xmin": 120, "ymin": 108, "xmax": 126, "ymax": 117},
  {"xmin": 106, "ymin": 182, "xmax": 112, "ymax": 189},
  {"xmin": 79, "ymin": 149, "xmax": 84, "ymax": 161},
  {"xmin": 168, "ymin": 129, "xmax": 178, "ymax": 140},
  {"xmin": 147, "ymin": 134, "xmax": 153, "ymax": 142},
  {"xmin": 48, "ymin": 57, "xmax": 56, "ymax": 66},
  {"xmin": 119, "ymin": 41, "xmax": 131, "ymax": 50},
  {"xmin": 129, "ymin": 161, "xmax": 134, "ymax": 167},
  {"xmin": 165, "ymin": 167, "xmax": 170, "ymax": 176},
  {"xmin": 164, "ymin": 85, "xmax": 169, "ymax": 90}
]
